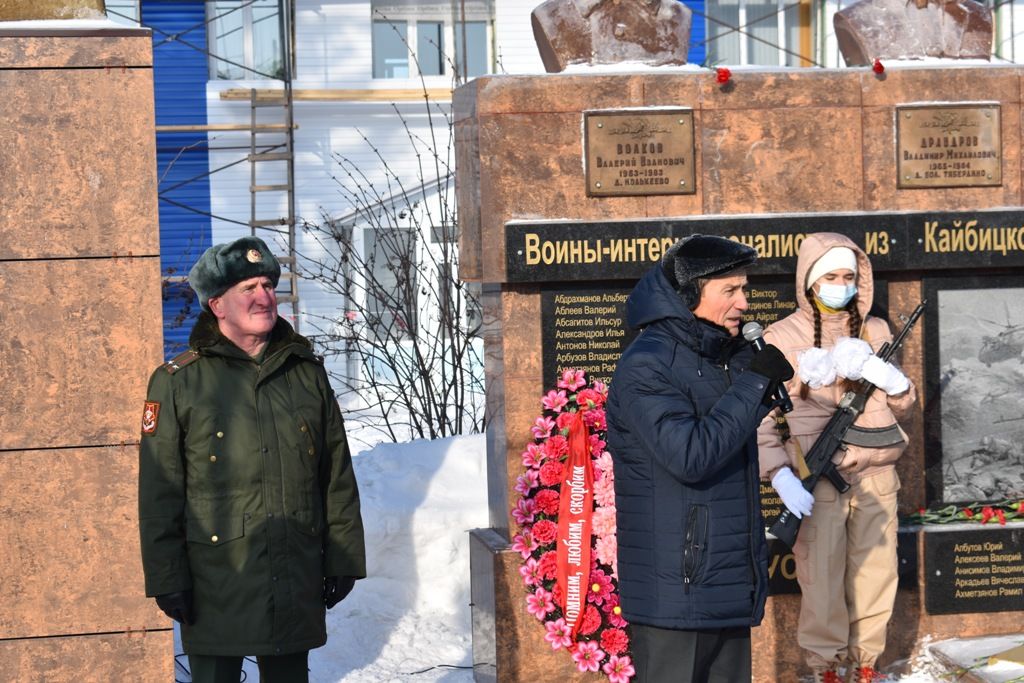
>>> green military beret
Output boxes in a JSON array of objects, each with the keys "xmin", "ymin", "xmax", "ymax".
[{"xmin": 188, "ymin": 236, "xmax": 281, "ymax": 311}]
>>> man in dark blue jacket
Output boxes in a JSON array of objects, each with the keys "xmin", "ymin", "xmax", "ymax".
[{"xmin": 607, "ymin": 234, "xmax": 794, "ymax": 682}]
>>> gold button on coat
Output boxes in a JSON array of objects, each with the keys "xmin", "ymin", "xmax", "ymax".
[
  {"xmin": 211, "ymin": 535, "xmax": 219, "ymax": 543},
  {"xmin": 300, "ymin": 425, "xmax": 307, "ymax": 432},
  {"xmin": 210, "ymin": 455, "xmax": 217, "ymax": 462},
  {"xmin": 308, "ymin": 448, "xmax": 314, "ymax": 455},
  {"xmin": 216, "ymin": 431, "xmax": 224, "ymax": 438}
]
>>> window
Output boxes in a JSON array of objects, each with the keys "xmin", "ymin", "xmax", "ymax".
[
  {"xmin": 371, "ymin": 0, "xmax": 493, "ymax": 80},
  {"xmin": 705, "ymin": 0, "xmax": 805, "ymax": 67},
  {"xmin": 365, "ymin": 228, "xmax": 418, "ymax": 339},
  {"xmin": 105, "ymin": 1, "xmax": 139, "ymax": 26},
  {"xmin": 208, "ymin": 1, "xmax": 284, "ymax": 80}
]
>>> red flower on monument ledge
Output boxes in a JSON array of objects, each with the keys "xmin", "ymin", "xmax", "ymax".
[
  {"xmin": 872, "ymin": 58, "xmax": 885, "ymax": 74},
  {"xmin": 512, "ymin": 370, "xmax": 633, "ymax": 680},
  {"xmin": 716, "ymin": 67, "xmax": 732, "ymax": 84}
]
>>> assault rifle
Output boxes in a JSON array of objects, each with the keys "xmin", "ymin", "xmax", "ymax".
[{"xmin": 768, "ymin": 300, "xmax": 927, "ymax": 548}]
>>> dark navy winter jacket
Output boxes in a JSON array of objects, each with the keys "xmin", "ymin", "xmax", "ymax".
[{"xmin": 606, "ymin": 265, "xmax": 771, "ymax": 630}]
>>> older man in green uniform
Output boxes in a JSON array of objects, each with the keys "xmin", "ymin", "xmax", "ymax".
[{"xmin": 138, "ymin": 236, "xmax": 366, "ymax": 683}]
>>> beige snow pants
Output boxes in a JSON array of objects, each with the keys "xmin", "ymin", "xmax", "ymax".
[{"xmin": 793, "ymin": 467, "xmax": 900, "ymax": 670}]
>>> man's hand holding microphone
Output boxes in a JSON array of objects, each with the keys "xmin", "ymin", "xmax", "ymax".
[{"xmin": 743, "ymin": 321, "xmax": 815, "ymax": 519}]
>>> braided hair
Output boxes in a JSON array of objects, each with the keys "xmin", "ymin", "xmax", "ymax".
[{"xmin": 799, "ymin": 289, "xmax": 863, "ymax": 399}]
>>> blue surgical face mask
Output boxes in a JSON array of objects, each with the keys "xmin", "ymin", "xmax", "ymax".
[{"xmin": 816, "ymin": 283, "xmax": 857, "ymax": 309}]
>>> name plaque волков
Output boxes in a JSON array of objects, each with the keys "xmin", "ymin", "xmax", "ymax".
[
  {"xmin": 897, "ymin": 104, "xmax": 1001, "ymax": 189},
  {"xmin": 584, "ymin": 109, "xmax": 696, "ymax": 197}
]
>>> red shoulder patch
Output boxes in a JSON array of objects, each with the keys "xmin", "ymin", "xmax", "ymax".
[{"xmin": 142, "ymin": 401, "xmax": 161, "ymax": 435}]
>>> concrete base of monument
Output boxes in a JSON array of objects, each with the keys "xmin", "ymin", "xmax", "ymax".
[{"xmin": 469, "ymin": 528, "xmax": 1024, "ymax": 682}]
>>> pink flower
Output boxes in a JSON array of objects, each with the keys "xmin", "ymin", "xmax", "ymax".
[
  {"xmin": 514, "ymin": 469, "xmax": 539, "ymax": 495},
  {"xmin": 532, "ymin": 416, "xmax": 556, "ymax": 439},
  {"xmin": 533, "ymin": 488, "xmax": 560, "ymax": 516},
  {"xmin": 537, "ymin": 550, "xmax": 558, "ymax": 580},
  {"xmin": 556, "ymin": 411, "xmax": 576, "ymax": 431},
  {"xmin": 603, "ymin": 655, "xmax": 636, "ymax": 683},
  {"xmin": 532, "ymin": 519, "xmax": 558, "ymax": 544},
  {"xmin": 595, "ymin": 533, "xmax": 618, "ymax": 570},
  {"xmin": 542, "ymin": 389, "xmax": 569, "ymax": 412},
  {"xmin": 600, "ymin": 627, "xmax": 629, "ymax": 656},
  {"xmin": 539, "ymin": 460, "xmax": 564, "ymax": 487},
  {"xmin": 589, "ymin": 569, "xmax": 614, "ymax": 605},
  {"xmin": 592, "ymin": 506, "xmax": 618, "ymax": 539},
  {"xmin": 558, "ymin": 369, "xmax": 587, "ymax": 392},
  {"xmin": 593, "ymin": 451, "xmax": 613, "ymax": 473},
  {"xmin": 593, "ymin": 380, "xmax": 608, "ymax": 397},
  {"xmin": 544, "ymin": 618, "xmax": 572, "ymax": 650},
  {"xmin": 577, "ymin": 388, "xmax": 605, "ymax": 408},
  {"xmin": 519, "ymin": 557, "xmax": 542, "ymax": 586},
  {"xmin": 543, "ymin": 434, "xmax": 569, "ymax": 459},
  {"xmin": 571, "ymin": 640, "xmax": 606, "ymax": 673},
  {"xmin": 511, "ymin": 531, "xmax": 538, "ymax": 559},
  {"xmin": 512, "ymin": 498, "xmax": 536, "ymax": 526},
  {"xmin": 578, "ymin": 604, "xmax": 602, "ymax": 635},
  {"xmin": 602, "ymin": 596, "xmax": 628, "ymax": 628},
  {"xmin": 583, "ymin": 407, "xmax": 606, "ymax": 431},
  {"xmin": 594, "ymin": 474, "xmax": 616, "ymax": 507},
  {"xmin": 521, "ymin": 443, "xmax": 544, "ymax": 469},
  {"xmin": 526, "ymin": 587, "xmax": 556, "ymax": 619}
]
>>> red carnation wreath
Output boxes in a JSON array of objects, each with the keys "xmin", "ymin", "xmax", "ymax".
[{"xmin": 511, "ymin": 369, "xmax": 634, "ymax": 681}]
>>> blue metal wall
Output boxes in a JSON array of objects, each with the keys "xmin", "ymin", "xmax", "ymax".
[
  {"xmin": 143, "ymin": 1, "xmax": 213, "ymax": 356},
  {"xmin": 681, "ymin": 1, "xmax": 707, "ymax": 66}
]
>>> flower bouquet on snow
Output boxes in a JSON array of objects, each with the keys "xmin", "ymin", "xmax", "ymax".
[{"xmin": 511, "ymin": 369, "xmax": 634, "ymax": 682}]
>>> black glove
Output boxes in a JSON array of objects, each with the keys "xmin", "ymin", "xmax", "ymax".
[
  {"xmin": 748, "ymin": 344, "xmax": 795, "ymax": 383},
  {"xmin": 323, "ymin": 575, "xmax": 357, "ymax": 609},
  {"xmin": 155, "ymin": 590, "xmax": 195, "ymax": 625}
]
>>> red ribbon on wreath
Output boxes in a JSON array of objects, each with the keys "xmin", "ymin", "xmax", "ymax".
[{"xmin": 555, "ymin": 411, "xmax": 595, "ymax": 640}]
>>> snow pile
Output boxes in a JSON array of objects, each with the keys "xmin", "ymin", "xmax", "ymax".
[{"xmin": 311, "ymin": 434, "xmax": 487, "ymax": 682}]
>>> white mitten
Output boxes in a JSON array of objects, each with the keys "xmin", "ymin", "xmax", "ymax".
[
  {"xmin": 797, "ymin": 347, "xmax": 837, "ymax": 389},
  {"xmin": 860, "ymin": 355, "xmax": 910, "ymax": 395},
  {"xmin": 771, "ymin": 468, "xmax": 814, "ymax": 519},
  {"xmin": 832, "ymin": 336, "xmax": 874, "ymax": 380}
]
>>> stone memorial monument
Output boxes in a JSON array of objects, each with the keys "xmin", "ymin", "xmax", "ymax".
[
  {"xmin": 0, "ymin": 1, "xmax": 167, "ymax": 679},
  {"xmin": 458, "ymin": 0, "xmax": 1024, "ymax": 680}
]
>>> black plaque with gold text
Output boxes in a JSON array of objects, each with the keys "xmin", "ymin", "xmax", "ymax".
[
  {"xmin": 925, "ymin": 527, "xmax": 1024, "ymax": 614},
  {"xmin": 897, "ymin": 104, "xmax": 1001, "ymax": 189},
  {"xmin": 584, "ymin": 109, "xmax": 696, "ymax": 197}
]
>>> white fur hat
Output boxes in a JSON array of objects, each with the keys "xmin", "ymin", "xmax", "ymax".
[{"xmin": 806, "ymin": 246, "xmax": 857, "ymax": 290}]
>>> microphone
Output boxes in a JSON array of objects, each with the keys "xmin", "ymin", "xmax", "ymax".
[{"xmin": 742, "ymin": 321, "xmax": 793, "ymax": 413}]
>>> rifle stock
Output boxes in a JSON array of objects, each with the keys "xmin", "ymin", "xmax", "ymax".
[{"xmin": 767, "ymin": 300, "xmax": 927, "ymax": 548}]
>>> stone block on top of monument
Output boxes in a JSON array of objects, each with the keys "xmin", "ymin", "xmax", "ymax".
[
  {"xmin": 530, "ymin": 0, "xmax": 691, "ymax": 73},
  {"xmin": 0, "ymin": 0, "xmax": 106, "ymax": 21},
  {"xmin": 834, "ymin": 0, "xmax": 993, "ymax": 66}
]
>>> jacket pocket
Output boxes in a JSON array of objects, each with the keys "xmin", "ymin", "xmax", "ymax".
[
  {"xmin": 291, "ymin": 508, "xmax": 323, "ymax": 538},
  {"xmin": 186, "ymin": 514, "xmax": 245, "ymax": 546},
  {"xmin": 682, "ymin": 503, "xmax": 709, "ymax": 592}
]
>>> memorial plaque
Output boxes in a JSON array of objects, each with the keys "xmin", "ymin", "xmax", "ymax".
[
  {"xmin": 897, "ymin": 105, "xmax": 1001, "ymax": 189},
  {"xmin": 584, "ymin": 109, "xmax": 696, "ymax": 197},
  {"xmin": 506, "ymin": 209, "xmax": 1024, "ymax": 284},
  {"xmin": 541, "ymin": 283, "xmax": 637, "ymax": 386},
  {"xmin": 922, "ymin": 275, "xmax": 1024, "ymax": 505},
  {"xmin": 925, "ymin": 527, "xmax": 1024, "ymax": 615}
]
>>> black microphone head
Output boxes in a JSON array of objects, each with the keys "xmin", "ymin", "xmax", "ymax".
[{"xmin": 742, "ymin": 321, "xmax": 763, "ymax": 342}]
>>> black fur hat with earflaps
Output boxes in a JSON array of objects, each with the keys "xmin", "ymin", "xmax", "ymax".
[{"xmin": 661, "ymin": 234, "xmax": 757, "ymax": 309}]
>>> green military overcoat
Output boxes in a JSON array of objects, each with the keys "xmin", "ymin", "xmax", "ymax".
[{"xmin": 138, "ymin": 312, "xmax": 366, "ymax": 656}]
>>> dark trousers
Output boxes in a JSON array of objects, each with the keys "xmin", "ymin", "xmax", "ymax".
[
  {"xmin": 188, "ymin": 651, "xmax": 309, "ymax": 683},
  {"xmin": 630, "ymin": 623, "xmax": 751, "ymax": 683}
]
